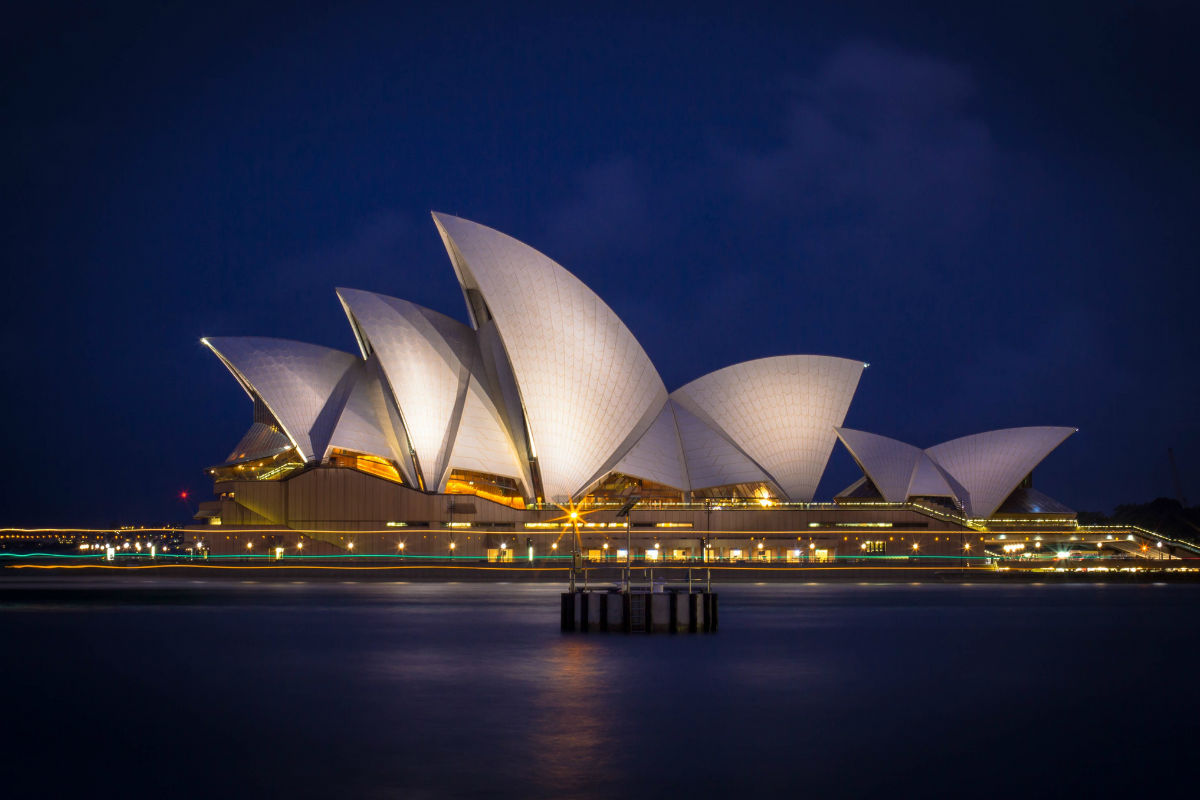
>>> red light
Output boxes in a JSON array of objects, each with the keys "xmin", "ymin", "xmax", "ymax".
[{"xmin": 179, "ymin": 491, "xmax": 188, "ymax": 500}]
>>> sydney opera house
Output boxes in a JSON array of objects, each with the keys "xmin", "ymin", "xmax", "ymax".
[{"xmin": 192, "ymin": 213, "xmax": 1109, "ymax": 560}]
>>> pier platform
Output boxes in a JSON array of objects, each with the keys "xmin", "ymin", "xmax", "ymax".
[{"xmin": 561, "ymin": 587, "xmax": 718, "ymax": 633}]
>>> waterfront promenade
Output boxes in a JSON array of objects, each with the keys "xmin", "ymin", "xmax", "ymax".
[{"xmin": 4, "ymin": 555, "xmax": 1197, "ymax": 583}]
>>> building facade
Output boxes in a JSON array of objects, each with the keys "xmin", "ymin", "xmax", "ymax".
[{"xmin": 194, "ymin": 213, "xmax": 1120, "ymax": 560}]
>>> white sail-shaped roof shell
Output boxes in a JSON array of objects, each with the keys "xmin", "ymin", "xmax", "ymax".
[
  {"xmin": 835, "ymin": 427, "xmax": 925, "ymax": 503},
  {"xmin": 325, "ymin": 356, "xmax": 419, "ymax": 485},
  {"xmin": 472, "ymin": 319, "xmax": 536, "ymax": 488},
  {"xmin": 202, "ymin": 337, "xmax": 358, "ymax": 462},
  {"xmin": 926, "ymin": 426, "xmax": 1076, "ymax": 518},
  {"xmin": 337, "ymin": 288, "xmax": 479, "ymax": 491},
  {"xmin": 908, "ymin": 453, "xmax": 959, "ymax": 500},
  {"xmin": 338, "ymin": 288, "xmax": 527, "ymax": 493},
  {"xmin": 672, "ymin": 356, "xmax": 865, "ymax": 501},
  {"xmin": 433, "ymin": 212, "xmax": 667, "ymax": 501},
  {"xmin": 612, "ymin": 403, "xmax": 690, "ymax": 490},
  {"xmin": 836, "ymin": 427, "xmax": 959, "ymax": 503},
  {"xmin": 442, "ymin": 378, "xmax": 529, "ymax": 490},
  {"xmin": 671, "ymin": 400, "xmax": 772, "ymax": 491}
]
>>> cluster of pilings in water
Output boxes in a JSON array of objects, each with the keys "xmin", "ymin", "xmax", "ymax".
[{"xmin": 560, "ymin": 565, "xmax": 718, "ymax": 633}]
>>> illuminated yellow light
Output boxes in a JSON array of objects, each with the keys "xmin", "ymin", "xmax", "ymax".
[
  {"xmin": 754, "ymin": 486, "xmax": 774, "ymax": 507},
  {"xmin": 347, "ymin": 542, "xmax": 354, "ymax": 550}
]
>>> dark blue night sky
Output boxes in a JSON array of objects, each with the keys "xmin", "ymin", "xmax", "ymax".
[{"xmin": 4, "ymin": 1, "xmax": 1197, "ymax": 525}]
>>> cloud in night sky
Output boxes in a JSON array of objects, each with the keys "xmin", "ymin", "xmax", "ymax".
[{"xmin": 726, "ymin": 42, "xmax": 995, "ymax": 263}]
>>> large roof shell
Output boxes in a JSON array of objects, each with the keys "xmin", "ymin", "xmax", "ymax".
[
  {"xmin": 202, "ymin": 336, "xmax": 358, "ymax": 462},
  {"xmin": 926, "ymin": 426, "xmax": 1076, "ymax": 517},
  {"xmin": 835, "ymin": 427, "xmax": 958, "ymax": 503},
  {"xmin": 432, "ymin": 212, "xmax": 667, "ymax": 501},
  {"xmin": 835, "ymin": 427, "xmax": 924, "ymax": 503},
  {"xmin": 337, "ymin": 288, "xmax": 479, "ymax": 491},
  {"xmin": 670, "ymin": 400, "xmax": 772, "ymax": 491},
  {"xmin": 338, "ymin": 288, "xmax": 528, "ymax": 492},
  {"xmin": 611, "ymin": 403, "xmax": 690, "ymax": 491},
  {"xmin": 907, "ymin": 453, "xmax": 959, "ymax": 500},
  {"xmin": 443, "ymin": 377, "xmax": 529, "ymax": 490},
  {"xmin": 325, "ymin": 356, "xmax": 419, "ymax": 484},
  {"xmin": 672, "ymin": 356, "xmax": 865, "ymax": 501},
  {"xmin": 472, "ymin": 319, "xmax": 536, "ymax": 490}
]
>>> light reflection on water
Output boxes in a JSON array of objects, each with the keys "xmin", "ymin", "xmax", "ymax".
[
  {"xmin": 0, "ymin": 579, "xmax": 1198, "ymax": 798},
  {"xmin": 526, "ymin": 639, "xmax": 618, "ymax": 794}
]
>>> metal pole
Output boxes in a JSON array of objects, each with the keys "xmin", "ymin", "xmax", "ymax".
[
  {"xmin": 568, "ymin": 506, "xmax": 578, "ymax": 594},
  {"xmin": 626, "ymin": 515, "xmax": 632, "ymax": 593}
]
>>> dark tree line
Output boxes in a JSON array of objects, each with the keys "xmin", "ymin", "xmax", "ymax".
[{"xmin": 1077, "ymin": 498, "xmax": 1200, "ymax": 545}]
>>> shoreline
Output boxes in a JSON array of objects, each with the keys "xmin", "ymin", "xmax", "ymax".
[{"xmin": 4, "ymin": 560, "xmax": 1198, "ymax": 584}]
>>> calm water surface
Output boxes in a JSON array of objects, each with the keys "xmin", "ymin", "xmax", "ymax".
[{"xmin": 1, "ymin": 578, "xmax": 1197, "ymax": 798}]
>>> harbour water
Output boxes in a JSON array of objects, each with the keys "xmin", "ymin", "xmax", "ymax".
[{"xmin": 1, "ymin": 578, "xmax": 1196, "ymax": 798}]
